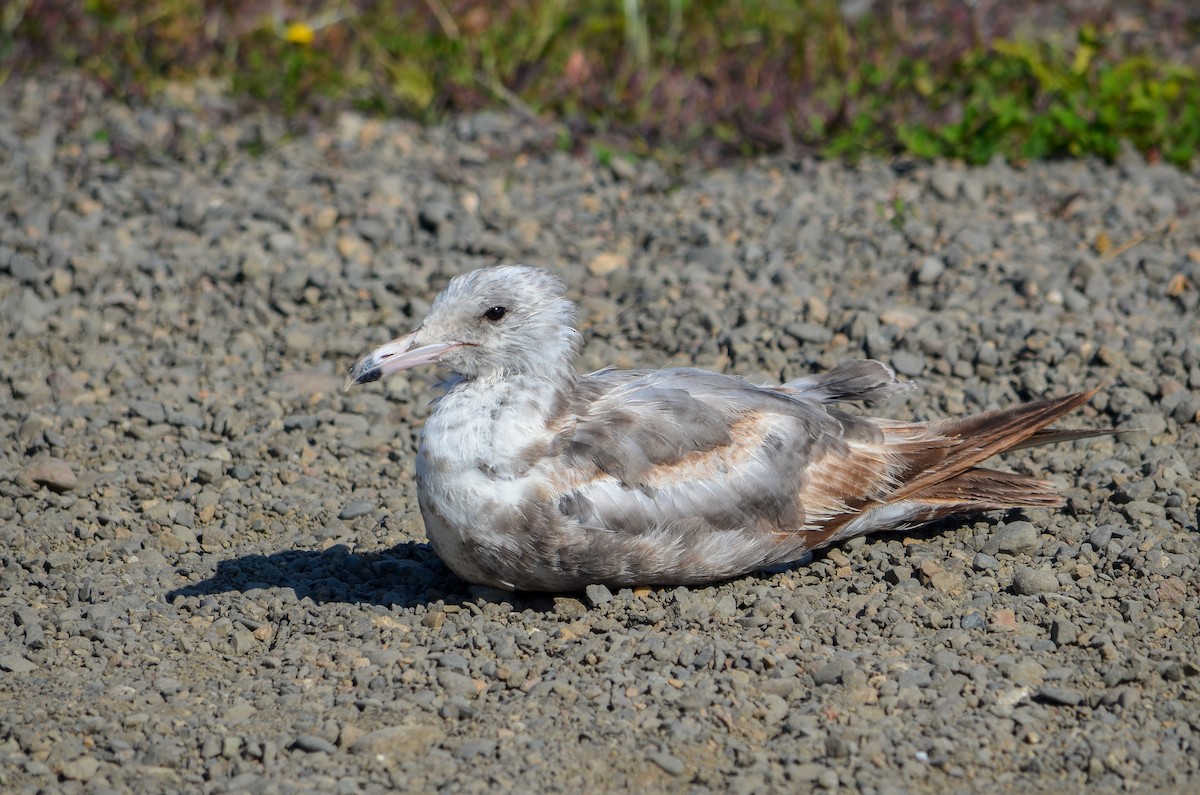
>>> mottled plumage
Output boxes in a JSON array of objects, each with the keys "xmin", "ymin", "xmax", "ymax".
[{"xmin": 345, "ymin": 265, "xmax": 1105, "ymax": 591}]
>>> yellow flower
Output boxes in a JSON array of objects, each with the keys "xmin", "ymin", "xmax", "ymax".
[{"xmin": 283, "ymin": 22, "xmax": 315, "ymax": 45}]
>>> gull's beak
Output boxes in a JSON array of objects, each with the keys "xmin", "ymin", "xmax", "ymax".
[{"xmin": 344, "ymin": 330, "xmax": 461, "ymax": 391}]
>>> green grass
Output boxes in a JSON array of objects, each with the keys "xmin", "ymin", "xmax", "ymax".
[
  {"xmin": 3, "ymin": 1, "xmax": 1198, "ymax": 167},
  {"xmin": 890, "ymin": 33, "xmax": 1200, "ymax": 166}
]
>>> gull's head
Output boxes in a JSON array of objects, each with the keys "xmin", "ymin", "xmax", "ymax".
[{"xmin": 345, "ymin": 265, "xmax": 579, "ymax": 388}]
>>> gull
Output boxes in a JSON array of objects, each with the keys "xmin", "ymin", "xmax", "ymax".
[{"xmin": 345, "ymin": 265, "xmax": 1105, "ymax": 592}]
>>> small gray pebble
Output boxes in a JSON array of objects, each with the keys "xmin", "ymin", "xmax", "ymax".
[
  {"xmin": 961, "ymin": 175, "xmax": 986, "ymax": 204},
  {"xmin": 437, "ymin": 653, "xmax": 470, "ymax": 671},
  {"xmin": 960, "ymin": 611, "xmax": 986, "ymax": 630},
  {"xmin": 1050, "ymin": 618, "xmax": 1080, "ymax": 646},
  {"xmin": 1036, "ymin": 686, "xmax": 1083, "ymax": 706},
  {"xmin": 456, "ymin": 739, "xmax": 496, "ymax": 760},
  {"xmin": 338, "ymin": 499, "xmax": 375, "ymax": 520},
  {"xmin": 1088, "ymin": 526, "xmax": 1116, "ymax": 549},
  {"xmin": 891, "ymin": 350, "xmax": 926, "ymax": 377},
  {"xmin": 915, "ymin": 256, "xmax": 945, "ymax": 284},
  {"xmin": 24, "ymin": 459, "xmax": 77, "ymax": 493},
  {"xmin": 585, "ymin": 583, "xmax": 613, "ymax": 606},
  {"xmin": 983, "ymin": 522, "xmax": 1040, "ymax": 556},
  {"xmin": 812, "ymin": 658, "xmax": 852, "ymax": 686},
  {"xmin": 129, "ymin": 399, "xmax": 167, "ymax": 423},
  {"xmin": 825, "ymin": 734, "xmax": 853, "ymax": 759},
  {"xmin": 930, "ymin": 169, "xmax": 961, "ymax": 200},
  {"xmin": 293, "ymin": 735, "xmax": 337, "ymax": 754},
  {"xmin": 972, "ymin": 552, "xmax": 1000, "ymax": 572},
  {"xmin": 437, "ymin": 670, "xmax": 478, "ymax": 699},
  {"xmin": 648, "ymin": 751, "xmax": 686, "ymax": 776},
  {"xmin": 553, "ymin": 596, "xmax": 587, "ymax": 619},
  {"xmin": 58, "ymin": 755, "xmax": 101, "ymax": 782},
  {"xmin": 1012, "ymin": 567, "xmax": 1059, "ymax": 595},
  {"xmin": 0, "ymin": 654, "xmax": 38, "ymax": 673},
  {"xmin": 787, "ymin": 322, "xmax": 833, "ymax": 343}
]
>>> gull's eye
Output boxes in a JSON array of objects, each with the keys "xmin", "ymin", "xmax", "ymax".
[{"xmin": 482, "ymin": 306, "xmax": 507, "ymax": 322}]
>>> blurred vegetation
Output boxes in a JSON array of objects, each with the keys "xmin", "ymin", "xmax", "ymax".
[{"xmin": 2, "ymin": 0, "xmax": 1198, "ymax": 166}]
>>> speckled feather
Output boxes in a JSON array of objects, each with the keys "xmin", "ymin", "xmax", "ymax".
[{"xmin": 346, "ymin": 265, "xmax": 1105, "ymax": 591}]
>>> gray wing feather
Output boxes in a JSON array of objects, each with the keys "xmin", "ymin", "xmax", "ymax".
[
  {"xmin": 565, "ymin": 366, "xmax": 854, "ymax": 488},
  {"xmin": 778, "ymin": 359, "xmax": 915, "ymax": 405},
  {"xmin": 557, "ymin": 365, "xmax": 888, "ymax": 524}
]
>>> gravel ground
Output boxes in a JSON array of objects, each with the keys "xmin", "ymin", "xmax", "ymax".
[{"xmin": 1, "ymin": 75, "xmax": 1198, "ymax": 795}]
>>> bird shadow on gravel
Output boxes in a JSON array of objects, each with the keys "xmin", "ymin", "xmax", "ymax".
[
  {"xmin": 167, "ymin": 542, "xmax": 469, "ymax": 608},
  {"xmin": 167, "ymin": 515, "xmax": 1023, "ymax": 611}
]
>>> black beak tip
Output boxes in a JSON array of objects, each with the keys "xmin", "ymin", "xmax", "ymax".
[{"xmin": 344, "ymin": 365, "xmax": 382, "ymax": 392}]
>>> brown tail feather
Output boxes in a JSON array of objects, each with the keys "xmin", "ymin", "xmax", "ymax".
[
  {"xmin": 907, "ymin": 468, "xmax": 1065, "ymax": 511},
  {"xmin": 889, "ymin": 387, "xmax": 1102, "ymax": 504},
  {"xmin": 1008, "ymin": 426, "xmax": 1120, "ymax": 453},
  {"xmin": 819, "ymin": 389, "xmax": 1107, "ymax": 540}
]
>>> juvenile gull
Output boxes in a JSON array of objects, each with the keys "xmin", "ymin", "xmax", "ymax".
[{"xmin": 346, "ymin": 265, "xmax": 1106, "ymax": 591}]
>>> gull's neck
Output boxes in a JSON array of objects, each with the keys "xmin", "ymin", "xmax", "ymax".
[{"xmin": 447, "ymin": 362, "xmax": 576, "ymax": 408}]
